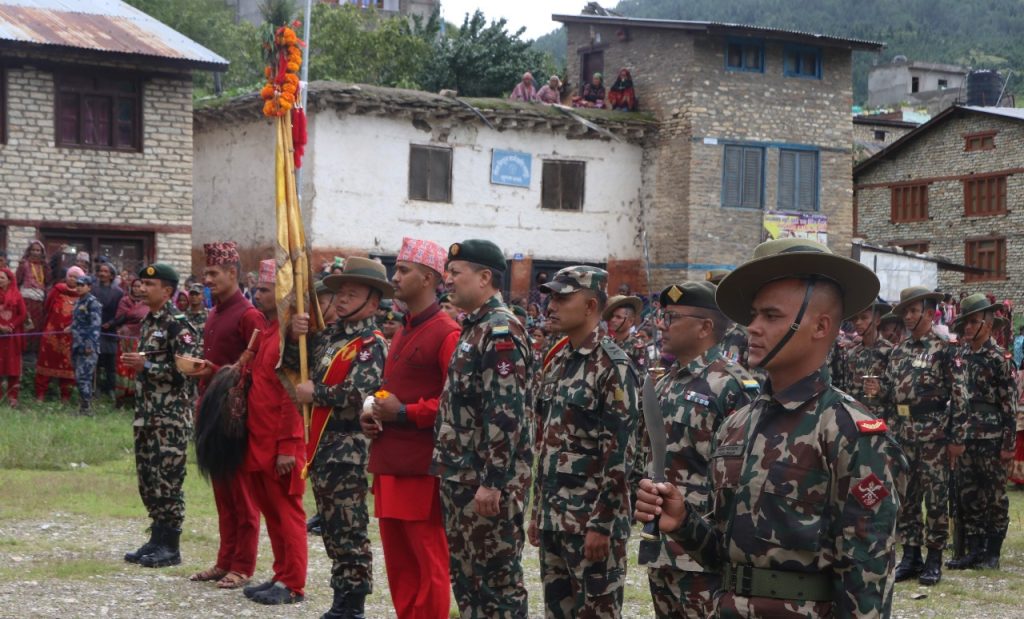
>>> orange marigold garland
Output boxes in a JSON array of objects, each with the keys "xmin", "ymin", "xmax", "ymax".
[{"xmin": 261, "ymin": 21, "xmax": 308, "ymax": 167}]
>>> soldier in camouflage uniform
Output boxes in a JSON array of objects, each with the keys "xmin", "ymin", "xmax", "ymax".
[
  {"xmin": 878, "ymin": 312, "xmax": 904, "ymax": 347},
  {"xmin": 121, "ymin": 263, "xmax": 200, "ymax": 569},
  {"xmin": 637, "ymin": 238, "xmax": 906, "ymax": 619},
  {"xmin": 871, "ymin": 286, "xmax": 954, "ymax": 585},
  {"xmin": 637, "ymin": 281, "xmax": 758, "ymax": 618},
  {"xmin": 946, "ymin": 294, "xmax": 1018, "ymax": 570},
  {"xmin": 185, "ymin": 283, "xmax": 208, "ymax": 348},
  {"xmin": 284, "ymin": 257, "xmax": 390, "ymax": 619},
  {"xmin": 838, "ymin": 300, "xmax": 893, "ymax": 417},
  {"xmin": 433, "ymin": 240, "xmax": 533, "ymax": 618},
  {"xmin": 70, "ymin": 275, "xmax": 102, "ymax": 415},
  {"xmin": 528, "ymin": 266, "xmax": 639, "ymax": 619}
]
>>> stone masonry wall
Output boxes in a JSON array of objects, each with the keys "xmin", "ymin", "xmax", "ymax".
[
  {"xmin": 855, "ymin": 112, "xmax": 1024, "ymax": 307},
  {"xmin": 0, "ymin": 62, "xmax": 194, "ymax": 278}
]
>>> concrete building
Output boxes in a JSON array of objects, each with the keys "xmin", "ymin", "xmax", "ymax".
[
  {"xmin": 854, "ymin": 105, "xmax": 1024, "ymax": 305},
  {"xmin": 868, "ymin": 58, "xmax": 966, "ymax": 109},
  {"xmin": 194, "ymin": 10, "xmax": 880, "ymax": 298},
  {"xmin": 555, "ymin": 11, "xmax": 883, "ymax": 288},
  {"xmin": 0, "ymin": 0, "xmax": 226, "ymax": 277},
  {"xmin": 225, "ymin": 0, "xmax": 438, "ymax": 26}
]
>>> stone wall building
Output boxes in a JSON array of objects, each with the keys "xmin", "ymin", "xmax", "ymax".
[
  {"xmin": 854, "ymin": 105, "xmax": 1024, "ymax": 306},
  {"xmin": 853, "ymin": 114, "xmax": 919, "ymax": 163},
  {"xmin": 0, "ymin": 0, "xmax": 225, "ymax": 277}
]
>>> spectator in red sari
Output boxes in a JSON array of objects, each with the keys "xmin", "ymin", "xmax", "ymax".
[
  {"xmin": 15, "ymin": 240, "xmax": 50, "ymax": 354},
  {"xmin": 112, "ymin": 278, "xmax": 149, "ymax": 406},
  {"xmin": 0, "ymin": 267, "xmax": 27, "ymax": 406},
  {"xmin": 607, "ymin": 68, "xmax": 638, "ymax": 112},
  {"xmin": 35, "ymin": 266, "xmax": 82, "ymax": 401}
]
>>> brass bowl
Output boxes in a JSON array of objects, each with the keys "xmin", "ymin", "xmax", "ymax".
[{"xmin": 174, "ymin": 354, "xmax": 205, "ymax": 373}]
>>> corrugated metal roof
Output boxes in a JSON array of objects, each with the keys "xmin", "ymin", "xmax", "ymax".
[
  {"xmin": 962, "ymin": 106, "xmax": 1024, "ymax": 121},
  {"xmin": 551, "ymin": 13, "xmax": 885, "ymax": 51},
  {"xmin": 0, "ymin": 0, "xmax": 228, "ymax": 70}
]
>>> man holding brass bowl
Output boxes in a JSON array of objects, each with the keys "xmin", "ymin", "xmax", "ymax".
[{"xmin": 121, "ymin": 263, "xmax": 201, "ymax": 568}]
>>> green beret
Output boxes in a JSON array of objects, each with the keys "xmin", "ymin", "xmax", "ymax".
[
  {"xmin": 384, "ymin": 309, "xmax": 405, "ymax": 322},
  {"xmin": 138, "ymin": 263, "xmax": 179, "ymax": 285},
  {"xmin": 659, "ymin": 281, "xmax": 718, "ymax": 309},
  {"xmin": 511, "ymin": 304, "xmax": 528, "ymax": 319},
  {"xmin": 540, "ymin": 265, "xmax": 608, "ymax": 295},
  {"xmin": 448, "ymin": 239, "xmax": 506, "ymax": 273}
]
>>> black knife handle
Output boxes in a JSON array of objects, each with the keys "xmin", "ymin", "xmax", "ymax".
[{"xmin": 640, "ymin": 515, "xmax": 661, "ymax": 540}]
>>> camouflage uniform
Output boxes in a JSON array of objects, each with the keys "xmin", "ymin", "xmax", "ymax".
[
  {"xmin": 671, "ymin": 366, "xmax": 906, "ymax": 618},
  {"xmin": 283, "ymin": 315, "xmax": 386, "ymax": 595},
  {"xmin": 839, "ymin": 337, "xmax": 892, "ymax": 417},
  {"xmin": 134, "ymin": 300, "xmax": 200, "ymax": 530},
  {"xmin": 71, "ymin": 292, "xmax": 102, "ymax": 405},
  {"xmin": 617, "ymin": 332, "xmax": 650, "ymax": 524},
  {"xmin": 719, "ymin": 323, "xmax": 748, "ymax": 366},
  {"xmin": 950, "ymin": 338, "xmax": 1017, "ymax": 539},
  {"xmin": 637, "ymin": 344, "xmax": 758, "ymax": 618},
  {"xmin": 880, "ymin": 330, "xmax": 953, "ymax": 549},
  {"xmin": 433, "ymin": 294, "xmax": 533, "ymax": 618},
  {"xmin": 532, "ymin": 324, "xmax": 639, "ymax": 618},
  {"xmin": 186, "ymin": 308, "xmax": 207, "ymax": 348}
]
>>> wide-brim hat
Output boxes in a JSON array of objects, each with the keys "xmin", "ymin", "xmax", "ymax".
[
  {"xmin": 879, "ymin": 312, "xmax": 902, "ymax": 325},
  {"xmin": 602, "ymin": 295, "xmax": 643, "ymax": 321},
  {"xmin": 952, "ymin": 293, "xmax": 1004, "ymax": 327},
  {"xmin": 715, "ymin": 238, "xmax": 879, "ymax": 325},
  {"xmin": 892, "ymin": 286, "xmax": 944, "ymax": 315},
  {"xmin": 323, "ymin": 256, "xmax": 393, "ymax": 299}
]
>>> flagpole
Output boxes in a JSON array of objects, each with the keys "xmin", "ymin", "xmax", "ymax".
[{"xmin": 296, "ymin": 0, "xmax": 312, "ymax": 203}]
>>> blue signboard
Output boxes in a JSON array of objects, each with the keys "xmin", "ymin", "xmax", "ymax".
[{"xmin": 490, "ymin": 149, "xmax": 532, "ymax": 187}]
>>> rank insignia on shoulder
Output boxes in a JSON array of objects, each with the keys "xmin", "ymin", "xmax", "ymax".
[
  {"xmin": 492, "ymin": 324, "xmax": 510, "ymax": 336},
  {"xmin": 852, "ymin": 472, "xmax": 889, "ymax": 509},
  {"xmin": 495, "ymin": 340, "xmax": 515, "ymax": 351},
  {"xmin": 740, "ymin": 379, "xmax": 759, "ymax": 391},
  {"xmin": 496, "ymin": 359, "xmax": 513, "ymax": 377},
  {"xmin": 856, "ymin": 418, "xmax": 887, "ymax": 434}
]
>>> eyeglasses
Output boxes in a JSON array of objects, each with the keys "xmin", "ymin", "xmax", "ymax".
[{"xmin": 661, "ymin": 311, "xmax": 708, "ymax": 326}]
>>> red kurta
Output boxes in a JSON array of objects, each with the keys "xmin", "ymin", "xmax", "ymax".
[
  {"xmin": 0, "ymin": 273, "xmax": 27, "ymax": 378},
  {"xmin": 242, "ymin": 320, "xmax": 307, "ymax": 594},
  {"xmin": 36, "ymin": 283, "xmax": 76, "ymax": 380},
  {"xmin": 201, "ymin": 287, "xmax": 266, "ymax": 577}
]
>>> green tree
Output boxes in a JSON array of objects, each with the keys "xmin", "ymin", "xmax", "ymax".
[{"xmin": 421, "ymin": 10, "xmax": 557, "ymax": 97}]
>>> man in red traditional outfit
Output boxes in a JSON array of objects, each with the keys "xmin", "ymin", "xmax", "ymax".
[
  {"xmin": 360, "ymin": 238, "xmax": 459, "ymax": 619},
  {"xmin": 187, "ymin": 242, "xmax": 266, "ymax": 590},
  {"xmin": 236, "ymin": 260, "xmax": 307, "ymax": 605}
]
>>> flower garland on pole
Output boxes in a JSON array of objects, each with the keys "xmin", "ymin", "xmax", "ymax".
[{"xmin": 261, "ymin": 20, "xmax": 321, "ymax": 441}]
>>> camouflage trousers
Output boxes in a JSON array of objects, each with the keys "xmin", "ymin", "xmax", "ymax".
[
  {"xmin": 647, "ymin": 566, "xmax": 718, "ymax": 619},
  {"xmin": 133, "ymin": 417, "xmax": 190, "ymax": 529},
  {"xmin": 539, "ymin": 530, "xmax": 627, "ymax": 619},
  {"xmin": 954, "ymin": 440, "xmax": 1010, "ymax": 538},
  {"xmin": 309, "ymin": 435, "xmax": 371, "ymax": 594},
  {"xmin": 897, "ymin": 439, "xmax": 949, "ymax": 549},
  {"xmin": 72, "ymin": 350, "xmax": 97, "ymax": 404},
  {"xmin": 440, "ymin": 480, "xmax": 528, "ymax": 619}
]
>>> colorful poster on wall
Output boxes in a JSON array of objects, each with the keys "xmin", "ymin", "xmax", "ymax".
[
  {"xmin": 490, "ymin": 149, "xmax": 532, "ymax": 187},
  {"xmin": 762, "ymin": 211, "xmax": 828, "ymax": 244}
]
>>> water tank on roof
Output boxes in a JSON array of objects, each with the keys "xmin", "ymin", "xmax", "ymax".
[
  {"xmin": 892, "ymin": 55, "xmax": 908, "ymax": 64},
  {"xmin": 967, "ymin": 70, "xmax": 1003, "ymax": 106}
]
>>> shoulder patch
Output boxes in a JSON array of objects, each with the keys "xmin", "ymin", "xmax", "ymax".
[
  {"xmin": 856, "ymin": 418, "xmax": 888, "ymax": 434},
  {"xmin": 599, "ymin": 337, "xmax": 629, "ymax": 363},
  {"xmin": 852, "ymin": 472, "xmax": 890, "ymax": 510},
  {"xmin": 740, "ymin": 378, "xmax": 760, "ymax": 391},
  {"xmin": 492, "ymin": 324, "xmax": 510, "ymax": 337}
]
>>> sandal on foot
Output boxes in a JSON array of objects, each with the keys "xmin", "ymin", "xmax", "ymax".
[
  {"xmin": 216, "ymin": 571, "xmax": 250, "ymax": 589},
  {"xmin": 189, "ymin": 566, "xmax": 228, "ymax": 582}
]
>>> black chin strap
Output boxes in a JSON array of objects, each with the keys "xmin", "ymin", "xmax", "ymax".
[
  {"xmin": 756, "ymin": 278, "xmax": 817, "ymax": 369},
  {"xmin": 337, "ymin": 291, "xmax": 372, "ymax": 322}
]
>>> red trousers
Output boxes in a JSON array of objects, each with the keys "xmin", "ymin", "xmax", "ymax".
[
  {"xmin": 34, "ymin": 375, "xmax": 72, "ymax": 401},
  {"xmin": 244, "ymin": 469, "xmax": 307, "ymax": 594},
  {"xmin": 213, "ymin": 474, "xmax": 260, "ymax": 576},
  {"xmin": 379, "ymin": 512, "xmax": 451, "ymax": 619},
  {"xmin": 2, "ymin": 376, "xmax": 19, "ymax": 404}
]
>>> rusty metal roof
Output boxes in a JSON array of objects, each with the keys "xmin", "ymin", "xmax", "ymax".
[{"xmin": 0, "ymin": 0, "xmax": 228, "ymax": 71}]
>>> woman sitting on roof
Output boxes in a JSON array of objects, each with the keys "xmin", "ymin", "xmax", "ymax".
[
  {"xmin": 509, "ymin": 72, "xmax": 539, "ymax": 102},
  {"xmin": 607, "ymin": 68, "xmax": 637, "ymax": 112},
  {"xmin": 537, "ymin": 75, "xmax": 563, "ymax": 105},
  {"xmin": 572, "ymin": 72, "xmax": 605, "ymax": 108}
]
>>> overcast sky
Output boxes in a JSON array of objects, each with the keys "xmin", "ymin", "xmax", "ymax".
[{"xmin": 439, "ymin": 0, "xmax": 584, "ymax": 40}]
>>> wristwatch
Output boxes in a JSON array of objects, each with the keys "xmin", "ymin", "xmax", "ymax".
[{"xmin": 396, "ymin": 404, "xmax": 408, "ymax": 425}]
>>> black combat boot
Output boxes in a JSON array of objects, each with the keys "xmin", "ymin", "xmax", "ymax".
[
  {"xmin": 78, "ymin": 400, "xmax": 93, "ymax": 417},
  {"xmin": 918, "ymin": 548, "xmax": 942, "ymax": 585},
  {"xmin": 244, "ymin": 579, "xmax": 275, "ymax": 599},
  {"xmin": 320, "ymin": 588, "xmax": 366, "ymax": 619},
  {"xmin": 978, "ymin": 536, "xmax": 1003, "ymax": 569},
  {"xmin": 946, "ymin": 535, "xmax": 985, "ymax": 570},
  {"xmin": 123, "ymin": 525, "xmax": 157, "ymax": 564},
  {"xmin": 306, "ymin": 513, "xmax": 322, "ymax": 535},
  {"xmin": 139, "ymin": 524, "xmax": 181, "ymax": 568},
  {"xmin": 894, "ymin": 545, "xmax": 923, "ymax": 582}
]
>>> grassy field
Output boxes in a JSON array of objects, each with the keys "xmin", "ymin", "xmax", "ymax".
[{"xmin": 1, "ymin": 398, "xmax": 1023, "ymax": 618}]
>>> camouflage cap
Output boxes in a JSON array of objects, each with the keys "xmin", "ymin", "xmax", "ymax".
[
  {"xmin": 511, "ymin": 304, "xmax": 528, "ymax": 320},
  {"xmin": 704, "ymin": 269, "xmax": 731, "ymax": 285},
  {"xmin": 138, "ymin": 263, "xmax": 180, "ymax": 285},
  {"xmin": 879, "ymin": 311, "xmax": 902, "ymax": 326},
  {"xmin": 952, "ymin": 292, "xmax": 1004, "ymax": 327},
  {"xmin": 447, "ymin": 239, "xmax": 506, "ymax": 273},
  {"xmin": 540, "ymin": 265, "xmax": 608, "ymax": 295},
  {"xmin": 188, "ymin": 283, "xmax": 204, "ymax": 294},
  {"xmin": 892, "ymin": 286, "xmax": 943, "ymax": 315},
  {"xmin": 659, "ymin": 281, "xmax": 718, "ymax": 309},
  {"xmin": 601, "ymin": 295, "xmax": 643, "ymax": 321},
  {"xmin": 716, "ymin": 238, "xmax": 879, "ymax": 324}
]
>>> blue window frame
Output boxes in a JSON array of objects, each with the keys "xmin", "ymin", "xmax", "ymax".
[
  {"xmin": 777, "ymin": 149, "xmax": 819, "ymax": 211},
  {"xmin": 721, "ymin": 145, "xmax": 765, "ymax": 209},
  {"xmin": 725, "ymin": 39, "xmax": 765, "ymax": 73},
  {"xmin": 783, "ymin": 45, "xmax": 822, "ymax": 79}
]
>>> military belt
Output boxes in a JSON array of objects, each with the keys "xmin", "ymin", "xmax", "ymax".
[
  {"xmin": 324, "ymin": 418, "xmax": 362, "ymax": 433},
  {"xmin": 969, "ymin": 401, "xmax": 1000, "ymax": 414},
  {"xmin": 908, "ymin": 401, "xmax": 945, "ymax": 417},
  {"xmin": 721, "ymin": 564, "xmax": 832, "ymax": 602}
]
